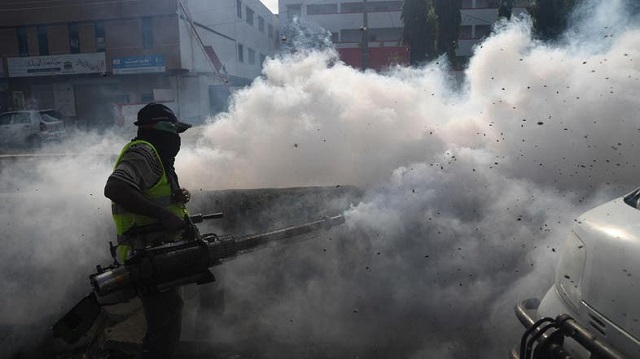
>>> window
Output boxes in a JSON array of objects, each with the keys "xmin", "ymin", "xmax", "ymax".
[
  {"xmin": 339, "ymin": 28, "xmax": 401, "ymax": 43},
  {"xmin": 238, "ymin": 43, "xmax": 244, "ymax": 62},
  {"xmin": 259, "ymin": 53, "xmax": 266, "ymax": 65},
  {"xmin": 258, "ymin": 16, "xmax": 265, "ymax": 32},
  {"xmin": 236, "ymin": 0, "xmax": 242, "ymax": 18},
  {"xmin": 95, "ymin": 21, "xmax": 105, "ymax": 51},
  {"xmin": 287, "ymin": 4, "xmax": 301, "ymax": 20},
  {"xmin": 368, "ymin": 27, "xmax": 401, "ymax": 42},
  {"xmin": 460, "ymin": 25, "xmax": 473, "ymax": 39},
  {"xmin": 14, "ymin": 113, "xmax": 30, "ymax": 124},
  {"xmin": 37, "ymin": 25, "xmax": 49, "ymax": 55},
  {"xmin": 331, "ymin": 32, "xmax": 339, "ymax": 43},
  {"xmin": 141, "ymin": 17, "xmax": 153, "ymax": 48},
  {"xmin": 268, "ymin": 24, "xmax": 274, "ymax": 39},
  {"xmin": 69, "ymin": 23, "xmax": 79, "ymax": 53},
  {"xmin": 16, "ymin": 26, "xmax": 28, "ymax": 56},
  {"xmin": 341, "ymin": 2, "xmax": 363, "ymax": 13},
  {"xmin": 369, "ymin": 1, "xmax": 402, "ymax": 12},
  {"xmin": 475, "ymin": 24, "xmax": 492, "ymax": 38},
  {"xmin": 248, "ymin": 48, "xmax": 255, "ymax": 65},
  {"xmin": 340, "ymin": 29, "xmax": 364, "ymax": 43},
  {"xmin": 0, "ymin": 113, "xmax": 12, "ymax": 125},
  {"xmin": 475, "ymin": 0, "xmax": 498, "ymax": 8},
  {"xmin": 307, "ymin": 4, "xmax": 338, "ymax": 15},
  {"xmin": 246, "ymin": 7, "xmax": 254, "ymax": 26},
  {"xmin": 461, "ymin": 0, "xmax": 473, "ymax": 8},
  {"xmin": 341, "ymin": 1, "xmax": 401, "ymax": 13}
]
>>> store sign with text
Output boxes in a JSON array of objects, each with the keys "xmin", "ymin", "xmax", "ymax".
[
  {"xmin": 7, "ymin": 53, "xmax": 106, "ymax": 77},
  {"xmin": 112, "ymin": 55, "xmax": 165, "ymax": 75}
]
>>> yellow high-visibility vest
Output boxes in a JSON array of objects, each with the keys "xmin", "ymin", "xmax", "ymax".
[{"xmin": 111, "ymin": 140, "xmax": 188, "ymax": 262}]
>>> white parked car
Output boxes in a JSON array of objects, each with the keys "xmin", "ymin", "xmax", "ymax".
[
  {"xmin": 512, "ymin": 189, "xmax": 640, "ymax": 359},
  {"xmin": 0, "ymin": 109, "xmax": 67, "ymax": 147}
]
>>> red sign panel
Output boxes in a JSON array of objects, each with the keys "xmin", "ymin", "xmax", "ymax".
[{"xmin": 337, "ymin": 46, "xmax": 409, "ymax": 71}]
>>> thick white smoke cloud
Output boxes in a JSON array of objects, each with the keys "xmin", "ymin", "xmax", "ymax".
[
  {"xmin": 180, "ymin": 5, "xmax": 640, "ymax": 195},
  {"xmin": 174, "ymin": 1, "xmax": 639, "ymax": 357},
  {"xmin": 180, "ymin": 54, "xmax": 452, "ymax": 189},
  {"xmin": 0, "ymin": 136, "xmax": 121, "ymax": 302},
  {"xmin": 0, "ymin": 135, "xmax": 118, "ymax": 355}
]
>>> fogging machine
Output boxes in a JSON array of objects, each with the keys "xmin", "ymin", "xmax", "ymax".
[{"xmin": 52, "ymin": 212, "xmax": 345, "ymax": 345}]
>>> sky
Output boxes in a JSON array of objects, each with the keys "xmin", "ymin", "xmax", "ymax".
[
  {"xmin": 262, "ymin": 0, "xmax": 278, "ymax": 14},
  {"xmin": 1, "ymin": 0, "xmax": 640, "ymax": 357}
]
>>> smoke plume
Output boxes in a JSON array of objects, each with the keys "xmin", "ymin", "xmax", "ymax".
[{"xmin": 175, "ymin": 1, "xmax": 639, "ymax": 357}]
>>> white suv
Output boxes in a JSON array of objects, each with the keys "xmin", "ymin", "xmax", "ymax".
[
  {"xmin": 512, "ymin": 189, "xmax": 640, "ymax": 359},
  {"xmin": 0, "ymin": 110, "xmax": 67, "ymax": 147}
]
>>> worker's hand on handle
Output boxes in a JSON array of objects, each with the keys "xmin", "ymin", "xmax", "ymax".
[
  {"xmin": 160, "ymin": 211, "xmax": 187, "ymax": 231},
  {"xmin": 172, "ymin": 188, "xmax": 191, "ymax": 204}
]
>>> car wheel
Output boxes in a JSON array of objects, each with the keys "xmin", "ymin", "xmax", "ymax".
[{"xmin": 28, "ymin": 135, "xmax": 42, "ymax": 148}]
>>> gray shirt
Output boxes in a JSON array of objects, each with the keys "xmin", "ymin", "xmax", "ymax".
[{"xmin": 109, "ymin": 143, "xmax": 164, "ymax": 191}]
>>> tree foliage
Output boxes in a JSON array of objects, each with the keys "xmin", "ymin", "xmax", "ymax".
[
  {"xmin": 529, "ymin": 0, "xmax": 582, "ymax": 41},
  {"xmin": 435, "ymin": 0, "xmax": 462, "ymax": 63},
  {"xmin": 401, "ymin": 0, "xmax": 461, "ymax": 65},
  {"xmin": 401, "ymin": 0, "xmax": 438, "ymax": 65},
  {"xmin": 498, "ymin": 0, "xmax": 514, "ymax": 20}
]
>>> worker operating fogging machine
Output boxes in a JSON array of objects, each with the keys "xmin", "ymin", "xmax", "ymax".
[
  {"xmin": 54, "ymin": 213, "xmax": 345, "ymax": 351},
  {"xmin": 52, "ymin": 103, "xmax": 346, "ymax": 357}
]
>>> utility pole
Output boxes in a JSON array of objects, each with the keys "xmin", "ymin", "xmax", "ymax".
[{"xmin": 362, "ymin": 0, "xmax": 369, "ymax": 70}]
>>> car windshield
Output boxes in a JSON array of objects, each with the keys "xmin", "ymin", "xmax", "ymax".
[
  {"xmin": 0, "ymin": 113, "xmax": 12, "ymax": 125},
  {"xmin": 41, "ymin": 114, "xmax": 61, "ymax": 123},
  {"xmin": 14, "ymin": 113, "xmax": 30, "ymax": 124}
]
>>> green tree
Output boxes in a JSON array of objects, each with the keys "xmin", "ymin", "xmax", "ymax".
[
  {"xmin": 498, "ymin": 0, "xmax": 514, "ymax": 20},
  {"xmin": 401, "ymin": 0, "xmax": 462, "ymax": 66},
  {"xmin": 435, "ymin": 0, "xmax": 462, "ymax": 64},
  {"xmin": 529, "ymin": 0, "xmax": 582, "ymax": 41},
  {"xmin": 402, "ymin": 0, "xmax": 438, "ymax": 65}
]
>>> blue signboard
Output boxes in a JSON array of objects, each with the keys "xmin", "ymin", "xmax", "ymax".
[{"xmin": 112, "ymin": 55, "xmax": 165, "ymax": 75}]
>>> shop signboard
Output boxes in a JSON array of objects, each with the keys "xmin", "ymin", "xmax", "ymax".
[
  {"xmin": 7, "ymin": 53, "xmax": 106, "ymax": 77},
  {"xmin": 112, "ymin": 55, "xmax": 166, "ymax": 75}
]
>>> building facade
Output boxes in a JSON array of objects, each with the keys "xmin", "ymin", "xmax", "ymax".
[
  {"xmin": 278, "ymin": 0, "xmax": 533, "ymax": 70},
  {"xmin": 278, "ymin": 0, "xmax": 409, "ymax": 71},
  {"xmin": 0, "ymin": 0, "xmax": 278, "ymax": 129},
  {"xmin": 458, "ymin": 0, "xmax": 532, "ymax": 60}
]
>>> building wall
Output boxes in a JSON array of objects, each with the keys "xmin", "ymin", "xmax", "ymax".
[
  {"xmin": 0, "ymin": 1, "xmax": 185, "ymax": 125},
  {"xmin": 0, "ymin": 0, "xmax": 179, "ymax": 27},
  {"xmin": 459, "ymin": 0, "xmax": 532, "ymax": 58},
  {"xmin": 0, "ymin": 0, "xmax": 181, "ymax": 66},
  {"xmin": 278, "ymin": 0, "xmax": 405, "ymax": 70},
  {"xmin": 278, "ymin": 0, "xmax": 533, "ymax": 65},
  {"xmin": 181, "ymin": 0, "xmax": 279, "ymax": 83},
  {"xmin": 0, "ymin": 0, "xmax": 280, "ymax": 126},
  {"xmin": 279, "ymin": 0, "xmax": 403, "ymax": 48}
]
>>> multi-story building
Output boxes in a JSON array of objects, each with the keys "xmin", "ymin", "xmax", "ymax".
[
  {"xmin": 278, "ymin": 0, "xmax": 533, "ymax": 69},
  {"xmin": 458, "ymin": 0, "xmax": 532, "ymax": 61},
  {"xmin": 0, "ymin": 0, "xmax": 278, "ymax": 129},
  {"xmin": 278, "ymin": 0, "xmax": 409, "ymax": 71}
]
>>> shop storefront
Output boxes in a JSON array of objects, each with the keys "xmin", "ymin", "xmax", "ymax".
[{"xmin": 5, "ymin": 53, "xmax": 184, "ymax": 130}]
